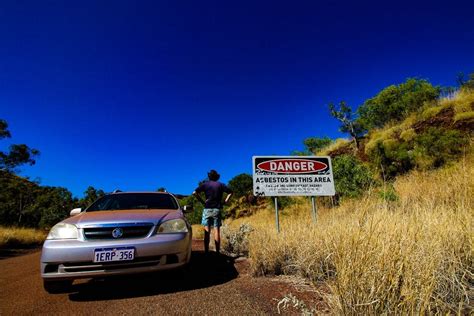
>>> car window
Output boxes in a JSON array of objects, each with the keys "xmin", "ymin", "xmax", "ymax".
[{"xmin": 86, "ymin": 193, "xmax": 179, "ymax": 211}]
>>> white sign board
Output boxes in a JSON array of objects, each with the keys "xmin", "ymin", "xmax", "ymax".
[{"xmin": 253, "ymin": 156, "xmax": 335, "ymax": 197}]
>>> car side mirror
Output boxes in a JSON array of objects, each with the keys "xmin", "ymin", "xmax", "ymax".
[
  {"xmin": 182, "ymin": 205, "xmax": 194, "ymax": 213},
  {"xmin": 70, "ymin": 208, "xmax": 82, "ymax": 216}
]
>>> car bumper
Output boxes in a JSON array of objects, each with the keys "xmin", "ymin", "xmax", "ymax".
[{"xmin": 41, "ymin": 232, "xmax": 191, "ymax": 280}]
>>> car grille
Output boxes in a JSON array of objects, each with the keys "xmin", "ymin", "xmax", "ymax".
[
  {"xmin": 60, "ymin": 256, "xmax": 163, "ymax": 273},
  {"xmin": 83, "ymin": 224, "xmax": 154, "ymax": 240}
]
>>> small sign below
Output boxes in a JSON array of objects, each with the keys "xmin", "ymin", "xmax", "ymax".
[{"xmin": 253, "ymin": 156, "xmax": 335, "ymax": 197}]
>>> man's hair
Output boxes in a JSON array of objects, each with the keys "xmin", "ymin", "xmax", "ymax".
[{"xmin": 208, "ymin": 170, "xmax": 220, "ymax": 181}]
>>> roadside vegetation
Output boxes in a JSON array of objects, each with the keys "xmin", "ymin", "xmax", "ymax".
[
  {"xmin": 224, "ymin": 75, "xmax": 474, "ymax": 314},
  {"xmin": 226, "ymin": 148, "xmax": 473, "ymax": 314},
  {"xmin": 0, "ymin": 226, "xmax": 47, "ymax": 248}
]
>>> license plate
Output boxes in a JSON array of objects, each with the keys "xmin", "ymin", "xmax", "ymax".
[{"xmin": 93, "ymin": 247, "xmax": 135, "ymax": 263}]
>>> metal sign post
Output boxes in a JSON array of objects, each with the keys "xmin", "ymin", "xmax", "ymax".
[
  {"xmin": 275, "ymin": 197, "xmax": 280, "ymax": 233},
  {"xmin": 311, "ymin": 196, "xmax": 317, "ymax": 223}
]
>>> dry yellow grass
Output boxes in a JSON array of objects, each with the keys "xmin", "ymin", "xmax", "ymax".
[
  {"xmin": 192, "ymin": 224, "xmax": 205, "ymax": 240},
  {"xmin": 318, "ymin": 138, "xmax": 350, "ymax": 156},
  {"xmin": 0, "ymin": 227, "xmax": 47, "ymax": 248},
  {"xmin": 439, "ymin": 88, "xmax": 474, "ymax": 114},
  {"xmin": 228, "ymin": 152, "xmax": 473, "ymax": 314}
]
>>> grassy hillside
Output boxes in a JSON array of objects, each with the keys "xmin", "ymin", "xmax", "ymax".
[
  {"xmin": 226, "ymin": 149, "xmax": 472, "ymax": 314},
  {"xmin": 224, "ymin": 89, "xmax": 474, "ymax": 314},
  {"xmin": 321, "ymin": 88, "xmax": 474, "ymax": 164}
]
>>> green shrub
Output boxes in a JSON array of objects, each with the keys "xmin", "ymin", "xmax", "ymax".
[
  {"xmin": 269, "ymin": 196, "xmax": 295, "ymax": 210},
  {"xmin": 369, "ymin": 139, "xmax": 415, "ymax": 178},
  {"xmin": 367, "ymin": 127, "xmax": 468, "ymax": 177},
  {"xmin": 228, "ymin": 173, "xmax": 253, "ymax": 198},
  {"xmin": 180, "ymin": 195, "xmax": 204, "ymax": 225},
  {"xmin": 332, "ymin": 155, "xmax": 375, "ymax": 199},
  {"xmin": 379, "ymin": 184, "xmax": 399, "ymax": 202},
  {"xmin": 221, "ymin": 223, "xmax": 253, "ymax": 257},
  {"xmin": 413, "ymin": 127, "xmax": 468, "ymax": 169},
  {"xmin": 357, "ymin": 78, "xmax": 440, "ymax": 130}
]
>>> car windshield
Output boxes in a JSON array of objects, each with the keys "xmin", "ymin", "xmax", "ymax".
[{"xmin": 86, "ymin": 193, "xmax": 179, "ymax": 211}]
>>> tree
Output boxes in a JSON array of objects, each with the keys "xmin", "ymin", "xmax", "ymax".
[
  {"xmin": 293, "ymin": 137, "xmax": 333, "ymax": 155},
  {"xmin": 0, "ymin": 119, "xmax": 12, "ymax": 139},
  {"xmin": 79, "ymin": 186, "xmax": 105, "ymax": 208},
  {"xmin": 0, "ymin": 119, "xmax": 40, "ymax": 172},
  {"xmin": 180, "ymin": 194, "xmax": 203, "ymax": 225},
  {"xmin": 0, "ymin": 170, "xmax": 75, "ymax": 227},
  {"xmin": 329, "ymin": 101, "xmax": 365, "ymax": 149},
  {"xmin": 458, "ymin": 72, "xmax": 474, "ymax": 90},
  {"xmin": 228, "ymin": 173, "xmax": 253, "ymax": 198},
  {"xmin": 357, "ymin": 78, "xmax": 440, "ymax": 130},
  {"xmin": 33, "ymin": 186, "xmax": 74, "ymax": 228},
  {"xmin": 0, "ymin": 170, "xmax": 39, "ymax": 226}
]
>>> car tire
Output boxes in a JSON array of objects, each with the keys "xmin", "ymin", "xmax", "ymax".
[{"xmin": 43, "ymin": 280, "xmax": 73, "ymax": 294}]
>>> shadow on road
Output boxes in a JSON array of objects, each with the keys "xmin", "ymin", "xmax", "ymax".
[
  {"xmin": 68, "ymin": 251, "xmax": 238, "ymax": 301},
  {"xmin": 0, "ymin": 247, "xmax": 40, "ymax": 260}
]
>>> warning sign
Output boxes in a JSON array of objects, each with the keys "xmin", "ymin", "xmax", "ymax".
[{"xmin": 252, "ymin": 156, "xmax": 335, "ymax": 197}]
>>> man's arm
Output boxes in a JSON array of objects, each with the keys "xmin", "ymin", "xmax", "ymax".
[
  {"xmin": 223, "ymin": 184, "xmax": 233, "ymax": 205},
  {"xmin": 224, "ymin": 192, "xmax": 233, "ymax": 205},
  {"xmin": 192, "ymin": 191, "xmax": 206, "ymax": 205}
]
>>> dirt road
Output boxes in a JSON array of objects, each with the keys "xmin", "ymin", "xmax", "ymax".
[{"xmin": 0, "ymin": 241, "xmax": 319, "ymax": 315}]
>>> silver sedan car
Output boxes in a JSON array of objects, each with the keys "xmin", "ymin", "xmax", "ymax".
[{"xmin": 41, "ymin": 191, "xmax": 193, "ymax": 293}]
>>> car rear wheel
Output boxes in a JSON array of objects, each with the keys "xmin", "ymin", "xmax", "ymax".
[{"xmin": 43, "ymin": 280, "xmax": 73, "ymax": 294}]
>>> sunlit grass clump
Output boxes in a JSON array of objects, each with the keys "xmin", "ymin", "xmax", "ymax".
[
  {"xmin": 191, "ymin": 224, "xmax": 205, "ymax": 240},
  {"xmin": 0, "ymin": 226, "xmax": 47, "ymax": 248},
  {"xmin": 229, "ymin": 153, "xmax": 473, "ymax": 314}
]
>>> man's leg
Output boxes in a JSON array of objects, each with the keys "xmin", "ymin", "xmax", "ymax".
[
  {"xmin": 214, "ymin": 226, "xmax": 220, "ymax": 254},
  {"xmin": 204, "ymin": 225, "xmax": 210, "ymax": 253}
]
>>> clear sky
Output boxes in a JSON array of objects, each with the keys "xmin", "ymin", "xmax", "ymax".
[{"xmin": 1, "ymin": 0, "xmax": 473, "ymax": 197}]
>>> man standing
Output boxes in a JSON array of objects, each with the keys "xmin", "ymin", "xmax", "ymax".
[{"xmin": 193, "ymin": 170, "xmax": 232, "ymax": 254}]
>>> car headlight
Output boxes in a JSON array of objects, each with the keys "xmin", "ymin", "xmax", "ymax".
[
  {"xmin": 46, "ymin": 223, "xmax": 79, "ymax": 240},
  {"xmin": 156, "ymin": 219, "xmax": 188, "ymax": 233}
]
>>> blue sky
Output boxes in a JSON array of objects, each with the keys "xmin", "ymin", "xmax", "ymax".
[{"xmin": 1, "ymin": 0, "xmax": 473, "ymax": 197}]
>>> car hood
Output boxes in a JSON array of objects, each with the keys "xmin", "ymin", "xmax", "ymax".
[{"xmin": 62, "ymin": 209, "xmax": 182, "ymax": 228}]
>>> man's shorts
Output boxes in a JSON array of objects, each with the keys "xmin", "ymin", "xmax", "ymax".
[{"xmin": 201, "ymin": 208, "xmax": 222, "ymax": 227}]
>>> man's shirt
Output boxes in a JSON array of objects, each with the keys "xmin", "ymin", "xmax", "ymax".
[{"xmin": 194, "ymin": 181, "xmax": 232, "ymax": 209}]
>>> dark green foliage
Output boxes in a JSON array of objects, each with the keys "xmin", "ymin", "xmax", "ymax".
[
  {"xmin": 368, "ymin": 128, "xmax": 468, "ymax": 178},
  {"xmin": 0, "ymin": 119, "xmax": 40, "ymax": 172},
  {"xmin": 293, "ymin": 137, "xmax": 333, "ymax": 155},
  {"xmin": 0, "ymin": 144, "xmax": 40, "ymax": 171},
  {"xmin": 0, "ymin": 171, "xmax": 75, "ymax": 228},
  {"xmin": 0, "ymin": 171, "xmax": 39, "ymax": 226},
  {"xmin": 413, "ymin": 127, "xmax": 468, "ymax": 168},
  {"xmin": 179, "ymin": 195, "xmax": 203, "ymax": 225},
  {"xmin": 35, "ymin": 187, "xmax": 75, "ymax": 228},
  {"xmin": 228, "ymin": 173, "xmax": 253, "ymax": 198},
  {"xmin": 369, "ymin": 140, "xmax": 414, "ymax": 178},
  {"xmin": 0, "ymin": 119, "xmax": 11, "ymax": 139},
  {"xmin": 329, "ymin": 102, "xmax": 365, "ymax": 148},
  {"xmin": 457, "ymin": 72, "xmax": 474, "ymax": 90},
  {"xmin": 304, "ymin": 137, "xmax": 333, "ymax": 153},
  {"xmin": 379, "ymin": 184, "xmax": 399, "ymax": 202},
  {"xmin": 332, "ymin": 155, "xmax": 375, "ymax": 199},
  {"xmin": 269, "ymin": 196, "xmax": 294, "ymax": 210},
  {"xmin": 357, "ymin": 78, "xmax": 440, "ymax": 130},
  {"xmin": 79, "ymin": 186, "xmax": 105, "ymax": 209}
]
